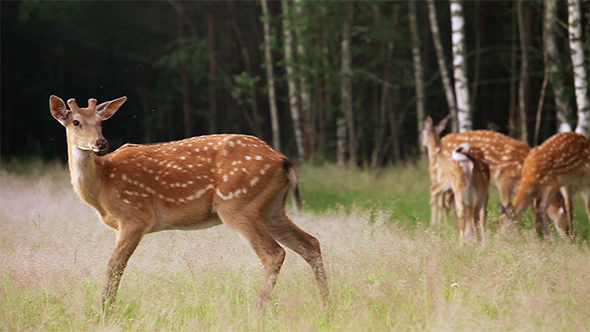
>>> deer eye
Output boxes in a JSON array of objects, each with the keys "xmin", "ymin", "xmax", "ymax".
[{"xmin": 73, "ymin": 120, "xmax": 80, "ymax": 126}]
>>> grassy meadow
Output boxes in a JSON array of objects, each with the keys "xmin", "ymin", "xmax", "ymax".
[{"xmin": 1, "ymin": 159, "xmax": 589, "ymax": 331}]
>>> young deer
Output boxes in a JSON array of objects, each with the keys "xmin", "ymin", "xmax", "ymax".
[
  {"xmin": 500, "ymin": 132, "xmax": 590, "ymax": 238},
  {"xmin": 432, "ymin": 144, "xmax": 490, "ymax": 244},
  {"xmin": 422, "ymin": 116, "xmax": 568, "ymax": 230},
  {"xmin": 49, "ymin": 95, "xmax": 329, "ymax": 311}
]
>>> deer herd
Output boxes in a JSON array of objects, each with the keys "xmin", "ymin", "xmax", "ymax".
[{"xmin": 50, "ymin": 95, "xmax": 590, "ymax": 311}]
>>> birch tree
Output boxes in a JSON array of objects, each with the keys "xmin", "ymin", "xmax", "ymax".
[
  {"xmin": 568, "ymin": 0, "xmax": 590, "ymax": 137},
  {"xmin": 409, "ymin": 0, "xmax": 426, "ymax": 151},
  {"xmin": 450, "ymin": 0, "xmax": 472, "ymax": 132},
  {"xmin": 260, "ymin": 0, "xmax": 281, "ymax": 151},
  {"xmin": 544, "ymin": 0, "xmax": 573, "ymax": 133},
  {"xmin": 282, "ymin": 0, "xmax": 305, "ymax": 161},
  {"xmin": 341, "ymin": 1, "xmax": 355, "ymax": 164},
  {"xmin": 428, "ymin": 0, "xmax": 458, "ymax": 133}
]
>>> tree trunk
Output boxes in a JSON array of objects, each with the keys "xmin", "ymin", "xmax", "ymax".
[
  {"xmin": 409, "ymin": 0, "xmax": 426, "ymax": 153},
  {"xmin": 337, "ymin": 117, "xmax": 346, "ymax": 166},
  {"xmin": 427, "ymin": 0, "xmax": 458, "ymax": 133},
  {"xmin": 207, "ymin": 3, "xmax": 218, "ymax": 134},
  {"xmin": 544, "ymin": 0, "xmax": 574, "ymax": 133},
  {"xmin": 282, "ymin": 0, "xmax": 305, "ymax": 161},
  {"xmin": 508, "ymin": 2, "xmax": 518, "ymax": 138},
  {"xmin": 568, "ymin": 0, "xmax": 590, "ymax": 137},
  {"xmin": 294, "ymin": 0, "xmax": 313, "ymax": 158},
  {"xmin": 261, "ymin": 0, "xmax": 281, "ymax": 150},
  {"xmin": 341, "ymin": 1, "xmax": 355, "ymax": 164},
  {"xmin": 176, "ymin": 7, "xmax": 192, "ymax": 138},
  {"xmin": 450, "ymin": 0, "xmax": 472, "ymax": 132},
  {"xmin": 517, "ymin": 1, "xmax": 529, "ymax": 144}
]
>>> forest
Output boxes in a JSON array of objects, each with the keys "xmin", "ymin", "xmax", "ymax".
[{"xmin": 1, "ymin": 0, "xmax": 589, "ymax": 165}]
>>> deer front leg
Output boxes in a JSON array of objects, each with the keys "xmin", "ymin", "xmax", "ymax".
[
  {"xmin": 559, "ymin": 186, "xmax": 574, "ymax": 237},
  {"xmin": 100, "ymin": 226, "xmax": 144, "ymax": 310}
]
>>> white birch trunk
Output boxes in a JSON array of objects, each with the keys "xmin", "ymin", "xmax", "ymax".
[
  {"xmin": 544, "ymin": 0, "xmax": 573, "ymax": 133},
  {"xmin": 568, "ymin": 0, "xmax": 590, "ymax": 137},
  {"xmin": 428, "ymin": 0, "xmax": 458, "ymax": 133},
  {"xmin": 450, "ymin": 0, "xmax": 472, "ymax": 132},
  {"xmin": 409, "ymin": 0, "xmax": 426, "ymax": 152},
  {"xmin": 261, "ymin": 0, "xmax": 281, "ymax": 151},
  {"xmin": 282, "ymin": 0, "xmax": 306, "ymax": 160}
]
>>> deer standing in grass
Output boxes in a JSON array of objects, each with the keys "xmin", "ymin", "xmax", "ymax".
[
  {"xmin": 49, "ymin": 95, "xmax": 329, "ymax": 311},
  {"xmin": 499, "ymin": 132, "xmax": 590, "ymax": 238},
  {"xmin": 422, "ymin": 116, "xmax": 569, "ymax": 231},
  {"xmin": 431, "ymin": 144, "xmax": 490, "ymax": 244}
]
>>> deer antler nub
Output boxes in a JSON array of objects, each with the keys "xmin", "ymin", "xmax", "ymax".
[{"xmin": 67, "ymin": 98, "xmax": 80, "ymax": 110}]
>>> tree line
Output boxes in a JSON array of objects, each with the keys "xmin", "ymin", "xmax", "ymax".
[{"xmin": 1, "ymin": 0, "xmax": 588, "ymax": 164}]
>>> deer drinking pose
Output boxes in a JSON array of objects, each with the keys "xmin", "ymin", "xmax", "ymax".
[
  {"xmin": 422, "ymin": 116, "xmax": 569, "ymax": 231},
  {"xmin": 49, "ymin": 95, "xmax": 329, "ymax": 311},
  {"xmin": 499, "ymin": 132, "xmax": 590, "ymax": 238}
]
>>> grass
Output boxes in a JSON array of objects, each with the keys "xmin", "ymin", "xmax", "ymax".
[{"xmin": 1, "ymin": 159, "xmax": 589, "ymax": 331}]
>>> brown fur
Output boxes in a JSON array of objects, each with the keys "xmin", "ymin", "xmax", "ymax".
[
  {"xmin": 49, "ymin": 95, "xmax": 329, "ymax": 311},
  {"xmin": 422, "ymin": 116, "xmax": 569, "ymax": 231},
  {"xmin": 502, "ymin": 132, "xmax": 590, "ymax": 239}
]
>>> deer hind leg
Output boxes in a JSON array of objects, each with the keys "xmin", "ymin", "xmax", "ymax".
[
  {"xmin": 100, "ymin": 225, "xmax": 145, "ymax": 310},
  {"xmin": 217, "ymin": 209, "xmax": 285, "ymax": 312},
  {"xmin": 476, "ymin": 194, "xmax": 488, "ymax": 246},
  {"xmin": 430, "ymin": 190, "xmax": 440, "ymax": 227},
  {"xmin": 264, "ymin": 213, "xmax": 329, "ymax": 306},
  {"xmin": 535, "ymin": 190, "xmax": 557, "ymax": 240}
]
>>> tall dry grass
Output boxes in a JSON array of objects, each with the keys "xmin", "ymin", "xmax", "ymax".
[{"xmin": 1, "ymin": 160, "xmax": 589, "ymax": 331}]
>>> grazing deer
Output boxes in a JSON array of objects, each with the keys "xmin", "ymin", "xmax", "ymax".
[
  {"xmin": 499, "ymin": 132, "xmax": 590, "ymax": 238},
  {"xmin": 422, "ymin": 116, "xmax": 568, "ymax": 230},
  {"xmin": 49, "ymin": 95, "xmax": 329, "ymax": 311},
  {"xmin": 432, "ymin": 144, "xmax": 490, "ymax": 244}
]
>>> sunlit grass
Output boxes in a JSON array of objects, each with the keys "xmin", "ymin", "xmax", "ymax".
[{"xmin": 1, "ymin": 159, "xmax": 589, "ymax": 331}]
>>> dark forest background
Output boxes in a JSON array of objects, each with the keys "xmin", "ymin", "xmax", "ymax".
[{"xmin": 1, "ymin": 1, "xmax": 588, "ymax": 165}]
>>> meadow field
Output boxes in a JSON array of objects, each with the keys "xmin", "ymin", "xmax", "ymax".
[{"xmin": 1, "ymin": 160, "xmax": 589, "ymax": 331}]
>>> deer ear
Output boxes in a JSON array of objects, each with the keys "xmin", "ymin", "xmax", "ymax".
[
  {"xmin": 435, "ymin": 115, "xmax": 451, "ymax": 135},
  {"xmin": 49, "ymin": 95, "xmax": 70, "ymax": 125},
  {"xmin": 424, "ymin": 116, "xmax": 433, "ymax": 130},
  {"xmin": 96, "ymin": 96, "xmax": 127, "ymax": 121}
]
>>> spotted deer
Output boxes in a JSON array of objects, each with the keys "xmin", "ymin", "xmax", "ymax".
[
  {"xmin": 422, "ymin": 116, "xmax": 568, "ymax": 230},
  {"xmin": 499, "ymin": 132, "xmax": 590, "ymax": 238},
  {"xmin": 49, "ymin": 95, "xmax": 329, "ymax": 311},
  {"xmin": 431, "ymin": 144, "xmax": 490, "ymax": 244}
]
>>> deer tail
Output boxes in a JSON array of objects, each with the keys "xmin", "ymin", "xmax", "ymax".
[{"xmin": 283, "ymin": 158, "xmax": 302, "ymax": 213}]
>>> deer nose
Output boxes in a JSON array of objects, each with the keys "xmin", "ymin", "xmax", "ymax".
[{"xmin": 97, "ymin": 138, "xmax": 108, "ymax": 150}]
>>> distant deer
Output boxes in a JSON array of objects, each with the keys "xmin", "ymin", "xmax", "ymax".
[
  {"xmin": 432, "ymin": 144, "xmax": 490, "ymax": 244},
  {"xmin": 49, "ymin": 95, "xmax": 329, "ymax": 311},
  {"xmin": 499, "ymin": 132, "xmax": 590, "ymax": 238},
  {"xmin": 422, "ymin": 116, "xmax": 568, "ymax": 230}
]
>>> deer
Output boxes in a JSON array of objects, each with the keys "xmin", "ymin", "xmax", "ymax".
[
  {"xmin": 499, "ymin": 132, "xmax": 590, "ymax": 239},
  {"xmin": 49, "ymin": 95, "xmax": 329, "ymax": 311},
  {"xmin": 422, "ymin": 116, "xmax": 569, "ymax": 230},
  {"xmin": 431, "ymin": 144, "xmax": 490, "ymax": 244}
]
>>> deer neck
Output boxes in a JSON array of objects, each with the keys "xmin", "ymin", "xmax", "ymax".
[
  {"xmin": 67, "ymin": 145, "xmax": 103, "ymax": 209},
  {"xmin": 426, "ymin": 134, "xmax": 442, "ymax": 168}
]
